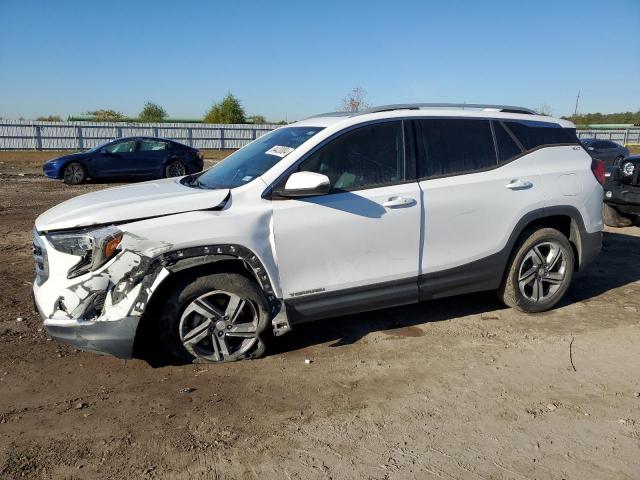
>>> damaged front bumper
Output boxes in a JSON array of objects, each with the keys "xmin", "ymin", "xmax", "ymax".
[
  {"xmin": 32, "ymin": 233, "xmax": 167, "ymax": 359},
  {"xmin": 42, "ymin": 316, "xmax": 140, "ymax": 359}
]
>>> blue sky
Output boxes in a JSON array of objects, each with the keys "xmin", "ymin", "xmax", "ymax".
[{"xmin": 1, "ymin": 0, "xmax": 638, "ymax": 121}]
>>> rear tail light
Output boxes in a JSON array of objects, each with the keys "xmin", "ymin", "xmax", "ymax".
[{"xmin": 591, "ymin": 159, "xmax": 605, "ymax": 186}]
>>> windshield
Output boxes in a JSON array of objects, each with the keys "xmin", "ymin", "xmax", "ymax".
[
  {"xmin": 187, "ymin": 126, "xmax": 324, "ymax": 189},
  {"xmin": 87, "ymin": 140, "xmax": 112, "ymax": 152}
]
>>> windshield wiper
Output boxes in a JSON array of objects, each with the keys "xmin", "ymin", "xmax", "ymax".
[{"xmin": 182, "ymin": 173, "xmax": 204, "ymax": 188}]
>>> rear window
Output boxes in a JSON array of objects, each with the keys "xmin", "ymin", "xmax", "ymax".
[
  {"xmin": 504, "ymin": 120, "xmax": 579, "ymax": 150},
  {"xmin": 416, "ymin": 119, "xmax": 497, "ymax": 178}
]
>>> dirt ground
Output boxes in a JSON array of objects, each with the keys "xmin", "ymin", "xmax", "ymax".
[{"xmin": 0, "ymin": 151, "xmax": 639, "ymax": 480}]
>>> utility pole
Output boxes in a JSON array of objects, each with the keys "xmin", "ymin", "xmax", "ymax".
[{"xmin": 573, "ymin": 90, "xmax": 581, "ymax": 116}]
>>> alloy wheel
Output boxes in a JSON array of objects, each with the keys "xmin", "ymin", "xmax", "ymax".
[
  {"xmin": 63, "ymin": 164, "xmax": 84, "ymax": 184},
  {"xmin": 517, "ymin": 241, "xmax": 567, "ymax": 303},
  {"xmin": 167, "ymin": 162, "xmax": 187, "ymax": 177},
  {"xmin": 179, "ymin": 290, "xmax": 259, "ymax": 362}
]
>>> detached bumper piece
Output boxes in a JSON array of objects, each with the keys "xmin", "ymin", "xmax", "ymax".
[{"xmin": 44, "ymin": 317, "xmax": 139, "ymax": 359}]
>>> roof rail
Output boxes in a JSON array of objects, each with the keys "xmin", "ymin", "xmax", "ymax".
[
  {"xmin": 304, "ymin": 111, "xmax": 353, "ymax": 119},
  {"xmin": 357, "ymin": 103, "xmax": 537, "ymax": 116}
]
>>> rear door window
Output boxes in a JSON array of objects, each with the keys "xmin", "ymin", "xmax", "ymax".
[
  {"xmin": 416, "ymin": 119, "xmax": 496, "ymax": 178},
  {"xmin": 139, "ymin": 140, "xmax": 169, "ymax": 151}
]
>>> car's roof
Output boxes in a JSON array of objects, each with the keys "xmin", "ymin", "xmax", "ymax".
[
  {"xmin": 112, "ymin": 136, "xmax": 192, "ymax": 147},
  {"xmin": 292, "ymin": 105, "xmax": 575, "ymax": 129}
]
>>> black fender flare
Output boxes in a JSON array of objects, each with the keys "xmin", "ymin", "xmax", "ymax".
[{"xmin": 506, "ymin": 205, "xmax": 599, "ymax": 271}]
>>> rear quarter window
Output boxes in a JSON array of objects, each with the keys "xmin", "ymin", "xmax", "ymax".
[
  {"xmin": 504, "ymin": 120, "xmax": 579, "ymax": 150},
  {"xmin": 493, "ymin": 121, "xmax": 523, "ymax": 163}
]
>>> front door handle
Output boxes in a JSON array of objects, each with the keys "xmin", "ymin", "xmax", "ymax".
[
  {"xmin": 505, "ymin": 179, "xmax": 533, "ymax": 190},
  {"xmin": 382, "ymin": 196, "xmax": 416, "ymax": 208}
]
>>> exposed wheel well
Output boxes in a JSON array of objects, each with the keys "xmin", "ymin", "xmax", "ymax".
[{"xmin": 133, "ymin": 258, "xmax": 262, "ymax": 359}]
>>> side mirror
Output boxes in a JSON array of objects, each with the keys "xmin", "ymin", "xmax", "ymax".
[{"xmin": 281, "ymin": 171, "xmax": 330, "ymax": 197}]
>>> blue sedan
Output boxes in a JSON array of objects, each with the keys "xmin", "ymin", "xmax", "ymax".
[{"xmin": 43, "ymin": 137, "xmax": 204, "ymax": 185}]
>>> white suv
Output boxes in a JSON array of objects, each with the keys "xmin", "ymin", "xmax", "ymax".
[{"xmin": 32, "ymin": 104, "xmax": 604, "ymax": 363}]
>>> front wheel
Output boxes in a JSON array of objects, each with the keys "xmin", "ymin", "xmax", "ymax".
[
  {"xmin": 62, "ymin": 162, "xmax": 86, "ymax": 185},
  {"xmin": 499, "ymin": 228, "xmax": 574, "ymax": 313},
  {"xmin": 157, "ymin": 273, "xmax": 271, "ymax": 363},
  {"xmin": 603, "ymin": 203, "xmax": 635, "ymax": 228}
]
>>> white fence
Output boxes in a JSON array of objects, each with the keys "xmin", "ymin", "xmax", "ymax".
[
  {"xmin": 0, "ymin": 120, "xmax": 279, "ymax": 150},
  {"xmin": 576, "ymin": 129, "xmax": 640, "ymax": 145},
  {"xmin": 0, "ymin": 120, "xmax": 638, "ymax": 150}
]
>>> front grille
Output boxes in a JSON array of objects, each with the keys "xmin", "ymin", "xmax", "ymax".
[
  {"xmin": 631, "ymin": 166, "xmax": 640, "ymax": 186},
  {"xmin": 33, "ymin": 229, "xmax": 49, "ymax": 286}
]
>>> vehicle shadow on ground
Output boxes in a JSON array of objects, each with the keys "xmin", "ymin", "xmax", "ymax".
[
  {"xmin": 272, "ymin": 229, "xmax": 640, "ymax": 356},
  {"xmin": 563, "ymin": 229, "xmax": 640, "ymax": 303},
  {"xmin": 270, "ymin": 292, "xmax": 506, "ymax": 356}
]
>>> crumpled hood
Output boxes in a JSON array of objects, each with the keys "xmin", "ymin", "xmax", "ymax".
[{"xmin": 36, "ymin": 178, "xmax": 229, "ymax": 232}]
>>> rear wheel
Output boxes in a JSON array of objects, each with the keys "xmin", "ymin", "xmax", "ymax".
[
  {"xmin": 499, "ymin": 227, "xmax": 574, "ymax": 313},
  {"xmin": 62, "ymin": 162, "xmax": 86, "ymax": 185},
  {"xmin": 157, "ymin": 273, "xmax": 271, "ymax": 363},
  {"xmin": 603, "ymin": 203, "xmax": 635, "ymax": 228},
  {"xmin": 165, "ymin": 160, "xmax": 187, "ymax": 178}
]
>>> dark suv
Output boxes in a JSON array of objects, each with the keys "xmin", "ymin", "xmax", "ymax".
[{"xmin": 603, "ymin": 155, "xmax": 640, "ymax": 227}]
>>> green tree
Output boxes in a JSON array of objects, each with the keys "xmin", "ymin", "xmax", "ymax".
[
  {"xmin": 562, "ymin": 110, "xmax": 640, "ymax": 125},
  {"xmin": 138, "ymin": 101, "xmax": 167, "ymax": 123},
  {"xmin": 247, "ymin": 115, "xmax": 267, "ymax": 124},
  {"xmin": 204, "ymin": 93, "xmax": 246, "ymax": 124},
  {"xmin": 86, "ymin": 109, "xmax": 125, "ymax": 122},
  {"xmin": 36, "ymin": 115, "xmax": 62, "ymax": 121}
]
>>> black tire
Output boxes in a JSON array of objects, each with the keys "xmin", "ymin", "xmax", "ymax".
[
  {"xmin": 164, "ymin": 160, "xmax": 187, "ymax": 178},
  {"xmin": 156, "ymin": 273, "xmax": 271, "ymax": 363},
  {"xmin": 499, "ymin": 227, "xmax": 575, "ymax": 313},
  {"xmin": 62, "ymin": 162, "xmax": 87, "ymax": 185},
  {"xmin": 603, "ymin": 203, "xmax": 634, "ymax": 228}
]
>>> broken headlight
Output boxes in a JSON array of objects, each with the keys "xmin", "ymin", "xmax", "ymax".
[{"xmin": 47, "ymin": 226, "xmax": 123, "ymax": 279}]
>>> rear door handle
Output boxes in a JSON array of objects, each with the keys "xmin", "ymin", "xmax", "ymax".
[
  {"xmin": 505, "ymin": 179, "xmax": 533, "ymax": 190},
  {"xmin": 382, "ymin": 196, "xmax": 416, "ymax": 208}
]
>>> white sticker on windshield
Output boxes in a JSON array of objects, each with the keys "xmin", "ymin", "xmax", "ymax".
[{"xmin": 265, "ymin": 145, "xmax": 294, "ymax": 158}]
